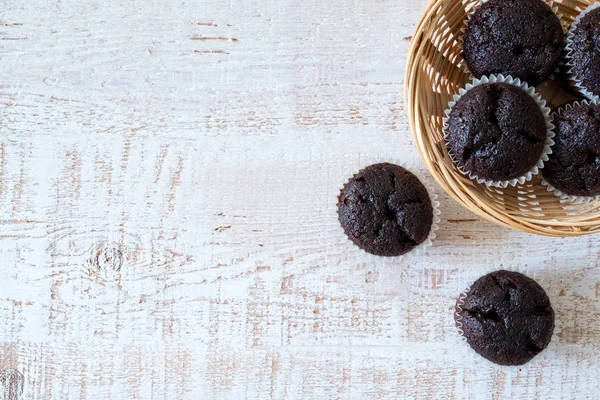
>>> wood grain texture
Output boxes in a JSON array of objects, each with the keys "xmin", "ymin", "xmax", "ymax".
[{"xmin": 1, "ymin": 0, "xmax": 600, "ymax": 398}]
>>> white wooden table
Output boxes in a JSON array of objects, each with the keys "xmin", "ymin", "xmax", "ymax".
[{"xmin": 1, "ymin": 0, "xmax": 600, "ymax": 398}]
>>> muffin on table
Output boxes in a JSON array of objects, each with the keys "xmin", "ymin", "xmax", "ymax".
[
  {"xmin": 455, "ymin": 270, "xmax": 555, "ymax": 366},
  {"xmin": 337, "ymin": 163, "xmax": 434, "ymax": 257}
]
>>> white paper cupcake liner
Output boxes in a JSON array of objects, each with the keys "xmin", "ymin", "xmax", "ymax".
[
  {"xmin": 565, "ymin": 2, "xmax": 600, "ymax": 103},
  {"xmin": 454, "ymin": 266, "xmax": 562, "ymax": 370},
  {"xmin": 540, "ymin": 99, "xmax": 600, "ymax": 204},
  {"xmin": 542, "ymin": 179, "xmax": 600, "ymax": 204},
  {"xmin": 336, "ymin": 157, "xmax": 441, "ymax": 263},
  {"xmin": 443, "ymin": 74, "xmax": 555, "ymax": 188},
  {"xmin": 458, "ymin": 0, "xmax": 567, "ymax": 84}
]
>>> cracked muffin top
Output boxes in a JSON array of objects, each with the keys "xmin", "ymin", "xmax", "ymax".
[
  {"xmin": 569, "ymin": 6, "xmax": 600, "ymax": 98},
  {"xmin": 543, "ymin": 102, "xmax": 600, "ymax": 197},
  {"xmin": 463, "ymin": 0, "xmax": 564, "ymax": 86},
  {"xmin": 337, "ymin": 163, "xmax": 433, "ymax": 257},
  {"xmin": 455, "ymin": 270, "xmax": 555, "ymax": 366},
  {"xmin": 445, "ymin": 83, "xmax": 547, "ymax": 182}
]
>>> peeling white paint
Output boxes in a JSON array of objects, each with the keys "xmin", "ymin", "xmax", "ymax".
[{"xmin": 0, "ymin": 0, "xmax": 599, "ymax": 398}]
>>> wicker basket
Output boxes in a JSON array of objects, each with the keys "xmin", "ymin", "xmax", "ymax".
[{"xmin": 405, "ymin": 0, "xmax": 600, "ymax": 237}]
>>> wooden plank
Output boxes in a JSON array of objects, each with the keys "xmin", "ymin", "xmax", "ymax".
[{"xmin": 0, "ymin": 0, "xmax": 599, "ymax": 398}]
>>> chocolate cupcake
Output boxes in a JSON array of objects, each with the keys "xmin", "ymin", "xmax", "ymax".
[
  {"xmin": 566, "ymin": 3, "xmax": 600, "ymax": 101},
  {"xmin": 337, "ymin": 163, "xmax": 434, "ymax": 257},
  {"xmin": 455, "ymin": 270, "xmax": 555, "ymax": 366},
  {"xmin": 543, "ymin": 101, "xmax": 600, "ymax": 199},
  {"xmin": 462, "ymin": 0, "xmax": 564, "ymax": 86},
  {"xmin": 444, "ymin": 76, "xmax": 553, "ymax": 186}
]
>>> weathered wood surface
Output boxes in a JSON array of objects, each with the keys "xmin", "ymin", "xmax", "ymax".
[{"xmin": 1, "ymin": 0, "xmax": 600, "ymax": 398}]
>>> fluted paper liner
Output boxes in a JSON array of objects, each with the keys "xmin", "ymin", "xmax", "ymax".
[
  {"xmin": 336, "ymin": 158, "xmax": 441, "ymax": 262},
  {"xmin": 458, "ymin": 0, "xmax": 567, "ymax": 84},
  {"xmin": 443, "ymin": 74, "xmax": 555, "ymax": 188},
  {"xmin": 565, "ymin": 2, "xmax": 600, "ymax": 103},
  {"xmin": 454, "ymin": 266, "xmax": 561, "ymax": 369},
  {"xmin": 541, "ymin": 99, "xmax": 600, "ymax": 203}
]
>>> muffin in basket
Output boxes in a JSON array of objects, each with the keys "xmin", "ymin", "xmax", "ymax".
[
  {"xmin": 462, "ymin": 0, "xmax": 564, "ymax": 86},
  {"xmin": 444, "ymin": 77, "xmax": 553, "ymax": 187},
  {"xmin": 543, "ymin": 101, "xmax": 600, "ymax": 200}
]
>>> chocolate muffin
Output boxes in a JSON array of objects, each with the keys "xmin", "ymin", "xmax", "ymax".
[
  {"xmin": 568, "ymin": 5, "xmax": 600, "ymax": 99},
  {"xmin": 455, "ymin": 270, "xmax": 555, "ymax": 366},
  {"xmin": 445, "ymin": 82, "xmax": 547, "ymax": 183},
  {"xmin": 543, "ymin": 102, "xmax": 600, "ymax": 197},
  {"xmin": 337, "ymin": 163, "xmax": 433, "ymax": 257},
  {"xmin": 463, "ymin": 0, "xmax": 564, "ymax": 86}
]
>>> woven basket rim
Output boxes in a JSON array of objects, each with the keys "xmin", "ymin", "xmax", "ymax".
[{"xmin": 404, "ymin": 0, "xmax": 600, "ymax": 237}]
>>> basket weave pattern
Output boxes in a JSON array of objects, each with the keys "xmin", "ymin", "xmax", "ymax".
[{"xmin": 405, "ymin": 0, "xmax": 599, "ymax": 236}]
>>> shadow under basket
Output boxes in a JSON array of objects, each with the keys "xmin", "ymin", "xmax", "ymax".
[{"xmin": 405, "ymin": 0, "xmax": 600, "ymax": 237}]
